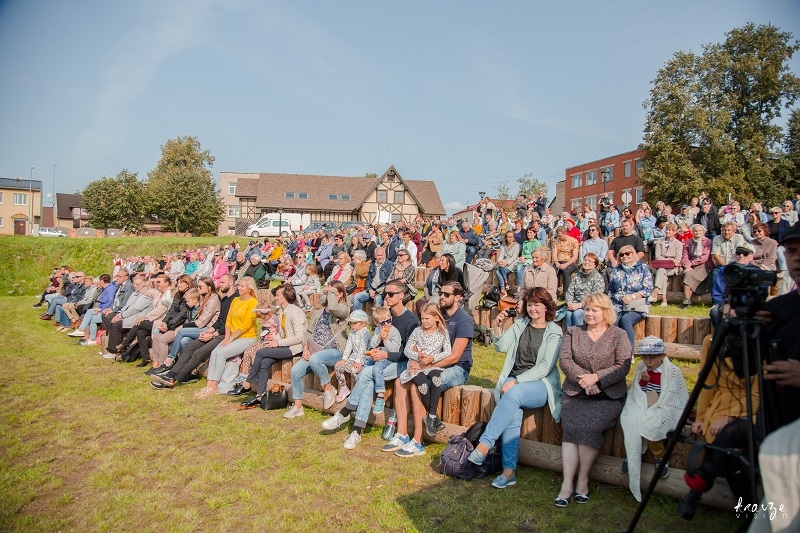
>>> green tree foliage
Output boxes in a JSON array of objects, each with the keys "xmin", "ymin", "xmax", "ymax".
[
  {"xmin": 640, "ymin": 23, "xmax": 800, "ymax": 208},
  {"xmin": 81, "ymin": 170, "xmax": 147, "ymax": 233},
  {"xmin": 784, "ymin": 109, "xmax": 800, "ymax": 194},
  {"xmin": 516, "ymin": 173, "xmax": 548, "ymax": 198},
  {"xmin": 363, "ymin": 172, "xmax": 378, "ymax": 179},
  {"xmin": 494, "ymin": 181, "xmax": 512, "ymax": 200},
  {"xmin": 146, "ymin": 136, "xmax": 224, "ymax": 234}
]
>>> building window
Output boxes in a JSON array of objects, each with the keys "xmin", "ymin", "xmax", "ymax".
[
  {"xmin": 227, "ymin": 205, "xmax": 241, "ymax": 218},
  {"xmin": 391, "ymin": 213, "xmax": 402, "ymax": 222},
  {"xmin": 607, "ymin": 192, "xmax": 614, "ymax": 204},
  {"xmin": 376, "ymin": 190, "xmax": 387, "ymax": 203},
  {"xmin": 341, "ymin": 194, "xmax": 350, "ymax": 201},
  {"xmin": 13, "ymin": 193, "xmax": 27, "ymax": 205},
  {"xmin": 0, "ymin": 217, "xmax": 3, "ymax": 227},
  {"xmin": 328, "ymin": 194, "xmax": 338, "ymax": 201},
  {"xmin": 571, "ymin": 173, "xmax": 582, "ymax": 189},
  {"xmin": 285, "ymin": 192, "xmax": 295, "ymax": 199},
  {"xmin": 0, "ymin": 191, "xmax": 3, "ymax": 203},
  {"xmin": 635, "ymin": 159, "xmax": 643, "ymax": 175},
  {"xmin": 394, "ymin": 191, "xmax": 405, "ymax": 204},
  {"xmin": 584, "ymin": 196, "xmax": 597, "ymax": 211},
  {"xmin": 228, "ymin": 182, "xmax": 236, "ymax": 195},
  {"xmin": 635, "ymin": 187, "xmax": 643, "ymax": 204},
  {"xmin": 571, "ymin": 199, "xmax": 582, "ymax": 211},
  {"xmin": 585, "ymin": 170, "xmax": 597, "ymax": 186},
  {"xmin": 624, "ymin": 161, "xmax": 632, "ymax": 178},
  {"xmin": 298, "ymin": 192, "xmax": 308, "ymax": 199},
  {"xmin": 601, "ymin": 166, "xmax": 613, "ymax": 183}
]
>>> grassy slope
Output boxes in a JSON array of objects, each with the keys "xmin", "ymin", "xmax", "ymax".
[{"xmin": 0, "ymin": 236, "xmax": 233, "ymax": 296}]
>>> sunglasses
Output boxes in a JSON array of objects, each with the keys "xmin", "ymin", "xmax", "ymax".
[
  {"xmin": 618, "ymin": 251, "xmax": 633, "ymax": 257},
  {"xmin": 384, "ymin": 290, "xmax": 402, "ymax": 297},
  {"xmin": 735, "ymin": 250, "xmax": 752, "ymax": 256},
  {"xmin": 377, "ymin": 319, "xmax": 392, "ymax": 326},
  {"xmin": 438, "ymin": 291, "xmax": 455, "ymax": 297}
]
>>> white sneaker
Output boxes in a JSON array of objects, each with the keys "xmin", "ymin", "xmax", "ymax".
[
  {"xmin": 102, "ymin": 352, "xmax": 117, "ymax": 359},
  {"xmin": 343, "ymin": 430, "xmax": 361, "ymax": 450},
  {"xmin": 323, "ymin": 389, "xmax": 335, "ymax": 410},
  {"xmin": 80, "ymin": 339, "xmax": 98, "ymax": 346},
  {"xmin": 68, "ymin": 329, "xmax": 85, "ymax": 337},
  {"xmin": 283, "ymin": 405, "xmax": 304, "ymax": 419},
  {"xmin": 321, "ymin": 412, "xmax": 350, "ymax": 430}
]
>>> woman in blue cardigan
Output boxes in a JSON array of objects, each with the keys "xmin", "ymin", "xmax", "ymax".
[{"xmin": 468, "ymin": 287, "xmax": 563, "ymax": 489}]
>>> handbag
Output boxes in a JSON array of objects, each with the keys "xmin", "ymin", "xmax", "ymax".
[
  {"xmin": 650, "ymin": 259, "xmax": 677, "ymax": 270},
  {"xmin": 260, "ymin": 383, "xmax": 289, "ymax": 410},
  {"xmin": 623, "ymin": 298, "xmax": 647, "ymax": 313}
]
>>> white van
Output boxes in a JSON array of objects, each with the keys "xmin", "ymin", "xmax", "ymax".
[{"xmin": 245, "ymin": 212, "xmax": 310, "ymax": 238}]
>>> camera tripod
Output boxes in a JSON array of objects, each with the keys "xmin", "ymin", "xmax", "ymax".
[{"xmin": 621, "ymin": 315, "xmax": 768, "ymax": 532}]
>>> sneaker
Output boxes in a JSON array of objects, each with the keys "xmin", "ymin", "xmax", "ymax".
[
  {"xmin": 343, "ymin": 430, "xmax": 361, "ymax": 450},
  {"xmin": 395, "ymin": 439, "xmax": 425, "ymax": 458},
  {"xmin": 491, "ymin": 473, "xmax": 517, "ymax": 489},
  {"xmin": 283, "ymin": 405, "xmax": 304, "ymax": 419},
  {"xmin": 654, "ymin": 458, "xmax": 669, "ymax": 479},
  {"xmin": 381, "ymin": 434, "xmax": 410, "ymax": 452},
  {"xmin": 680, "ymin": 298, "xmax": 691, "ymax": 309},
  {"xmin": 68, "ymin": 329, "xmax": 85, "ymax": 337},
  {"xmin": 373, "ymin": 398, "xmax": 385, "ymax": 414},
  {"xmin": 150, "ymin": 380, "xmax": 173, "ymax": 390},
  {"xmin": 423, "ymin": 416, "xmax": 440, "ymax": 438},
  {"xmin": 334, "ymin": 386, "xmax": 351, "ymax": 404},
  {"xmin": 150, "ymin": 374, "xmax": 175, "ymax": 387},
  {"xmin": 432, "ymin": 416, "xmax": 446, "ymax": 434},
  {"xmin": 232, "ymin": 374, "xmax": 246, "ymax": 385},
  {"xmin": 102, "ymin": 351, "xmax": 117, "ymax": 359},
  {"xmin": 321, "ymin": 412, "xmax": 350, "ymax": 431},
  {"xmin": 181, "ymin": 375, "xmax": 199, "ymax": 385},
  {"xmin": 32, "ymin": 302, "xmax": 43, "ymax": 308},
  {"xmin": 323, "ymin": 389, "xmax": 335, "ymax": 410},
  {"xmin": 80, "ymin": 339, "xmax": 98, "ymax": 346}
]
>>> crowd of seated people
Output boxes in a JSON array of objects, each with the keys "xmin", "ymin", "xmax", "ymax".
[{"xmin": 31, "ymin": 200, "xmax": 799, "ymax": 528}]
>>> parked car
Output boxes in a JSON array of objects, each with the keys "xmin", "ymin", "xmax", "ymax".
[
  {"xmin": 38, "ymin": 227, "xmax": 67, "ymax": 238},
  {"xmin": 304, "ymin": 221, "xmax": 339, "ymax": 236},
  {"xmin": 338, "ymin": 221, "xmax": 366, "ymax": 232}
]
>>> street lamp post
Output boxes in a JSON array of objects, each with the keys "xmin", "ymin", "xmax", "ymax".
[
  {"xmin": 52, "ymin": 165, "xmax": 57, "ymax": 207},
  {"xmin": 601, "ymin": 168, "xmax": 609, "ymax": 193},
  {"xmin": 278, "ymin": 207, "xmax": 284, "ymax": 237},
  {"xmin": 29, "ymin": 166, "xmax": 34, "ymax": 234}
]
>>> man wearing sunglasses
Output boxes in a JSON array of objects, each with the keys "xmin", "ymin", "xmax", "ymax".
[
  {"xmin": 385, "ymin": 281, "xmax": 474, "ymax": 457},
  {"xmin": 708, "ymin": 243, "xmax": 756, "ymax": 331},
  {"xmin": 322, "ymin": 280, "xmax": 419, "ymax": 449}
]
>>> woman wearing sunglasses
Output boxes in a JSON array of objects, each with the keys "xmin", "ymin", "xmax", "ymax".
[{"xmin": 608, "ymin": 245, "xmax": 653, "ymax": 351}]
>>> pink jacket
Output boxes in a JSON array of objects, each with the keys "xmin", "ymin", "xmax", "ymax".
[{"xmin": 212, "ymin": 260, "xmax": 230, "ymax": 283}]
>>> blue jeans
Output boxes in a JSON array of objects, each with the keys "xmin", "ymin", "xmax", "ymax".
[
  {"xmin": 364, "ymin": 358, "xmax": 392, "ymax": 393},
  {"xmin": 167, "ymin": 327, "xmax": 205, "ymax": 360},
  {"xmin": 47, "ymin": 296, "xmax": 67, "ymax": 315},
  {"xmin": 479, "ymin": 379, "xmax": 548, "ymax": 471},
  {"xmin": 565, "ymin": 309, "xmax": 585, "ymax": 327},
  {"xmin": 496, "ymin": 266, "xmax": 512, "ymax": 288},
  {"xmin": 290, "ymin": 348, "xmax": 342, "ymax": 400},
  {"xmin": 465, "ymin": 245, "xmax": 477, "ymax": 264},
  {"xmin": 346, "ymin": 360, "xmax": 406, "ymax": 428},
  {"xmin": 79, "ymin": 309, "xmax": 103, "ymax": 338},
  {"xmin": 439, "ymin": 365, "xmax": 469, "ymax": 391},
  {"xmin": 352, "ymin": 290, "xmax": 382, "ymax": 311},
  {"xmin": 616, "ymin": 311, "xmax": 644, "ymax": 353}
]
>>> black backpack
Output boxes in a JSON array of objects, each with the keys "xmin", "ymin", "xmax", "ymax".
[
  {"xmin": 438, "ymin": 434, "xmax": 476, "ymax": 480},
  {"xmin": 462, "ymin": 421, "xmax": 503, "ymax": 479}
]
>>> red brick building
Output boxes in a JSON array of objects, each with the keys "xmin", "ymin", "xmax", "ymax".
[{"xmin": 564, "ymin": 148, "xmax": 646, "ymax": 214}]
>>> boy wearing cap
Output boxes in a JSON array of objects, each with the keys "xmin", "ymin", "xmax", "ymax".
[
  {"xmin": 620, "ymin": 336, "xmax": 689, "ymax": 501},
  {"xmin": 333, "ymin": 310, "xmax": 373, "ymax": 403}
]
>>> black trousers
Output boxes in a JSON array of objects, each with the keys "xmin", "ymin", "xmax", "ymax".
[
  {"xmin": 246, "ymin": 347, "xmax": 294, "ymax": 396},
  {"xmin": 411, "ymin": 369, "xmax": 443, "ymax": 415},
  {"xmin": 167, "ymin": 336, "xmax": 224, "ymax": 383}
]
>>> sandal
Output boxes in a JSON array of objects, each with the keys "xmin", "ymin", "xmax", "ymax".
[
  {"xmin": 554, "ymin": 495, "xmax": 571, "ymax": 508},
  {"xmin": 574, "ymin": 493, "xmax": 590, "ymax": 504}
]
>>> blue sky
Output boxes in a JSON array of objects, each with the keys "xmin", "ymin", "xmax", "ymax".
[{"xmin": 1, "ymin": 0, "xmax": 798, "ymax": 215}]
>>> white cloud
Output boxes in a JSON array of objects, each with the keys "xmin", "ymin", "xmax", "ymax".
[{"xmin": 444, "ymin": 201, "xmax": 467, "ymax": 215}]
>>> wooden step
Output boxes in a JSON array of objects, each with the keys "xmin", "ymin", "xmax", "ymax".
[{"xmin": 633, "ymin": 341, "xmax": 702, "ymax": 361}]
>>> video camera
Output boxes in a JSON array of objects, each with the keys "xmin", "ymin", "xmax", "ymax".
[{"xmin": 723, "ymin": 263, "xmax": 776, "ymax": 319}]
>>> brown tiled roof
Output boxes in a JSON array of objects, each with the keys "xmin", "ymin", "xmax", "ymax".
[
  {"xmin": 234, "ymin": 170, "xmax": 445, "ymax": 216},
  {"xmin": 55, "ymin": 193, "xmax": 89, "ymax": 219}
]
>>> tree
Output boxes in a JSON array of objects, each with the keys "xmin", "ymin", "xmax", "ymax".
[
  {"xmin": 516, "ymin": 173, "xmax": 548, "ymax": 198},
  {"xmin": 494, "ymin": 181, "xmax": 512, "ymax": 200},
  {"xmin": 146, "ymin": 136, "xmax": 224, "ymax": 234},
  {"xmin": 81, "ymin": 170, "xmax": 148, "ymax": 233},
  {"xmin": 784, "ymin": 108, "xmax": 800, "ymax": 195},
  {"xmin": 640, "ymin": 23, "xmax": 800, "ymax": 208},
  {"xmin": 363, "ymin": 172, "xmax": 378, "ymax": 179}
]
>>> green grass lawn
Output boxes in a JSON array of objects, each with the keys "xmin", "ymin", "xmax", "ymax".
[{"xmin": 0, "ymin": 297, "xmax": 740, "ymax": 532}]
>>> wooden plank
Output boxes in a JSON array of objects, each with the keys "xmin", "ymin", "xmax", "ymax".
[
  {"xmin": 633, "ymin": 319, "xmax": 646, "ymax": 341},
  {"xmin": 271, "ymin": 362, "xmax": 282, "ymax": 383},
  {"xmin": 441, "ymin": 386, "xmax": 461, "ymax": 425},
  {"xmin": 540, "ymin": 404, "xmax": 562, "ymax": 445},
  {"xmin": 633, "ymin": 341, "xmax": 702, "ymax": 361},
  {"xmin": 661, "ymin": 317, "xmax": 677, "ymax": 343},
  {"xmin": 693, "ymin": 319, "xmax": 711, "ymax": 344},
  {"xmin": 645, "ymin": 315, "xmax": 661, "ymax": 339},
  {"xmin": 479, "ymin": 388, "xmax": 494, "ymax": 423},
  {"xmin": 460, "ymin": 385, "xmax": 483, "ymax": 428},
  {"xmin": 677, "ymin": 318, "xmax": 695, "ymax": 345},
  {"xmin": 610, "ymin": 419, "xmax": 626, "ymax": 458},
  {"xmin": 520, "ymin": 409, "xmax": 538, "ymax": 441}
]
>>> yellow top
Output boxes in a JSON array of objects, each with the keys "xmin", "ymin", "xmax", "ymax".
[
  {"xmin": 268, "ymin": 245, "xmax": 283, "ymax": 262},
  {"xmin": 226, "ymin": 296, "xmax": 259, "ymax": 339}
]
